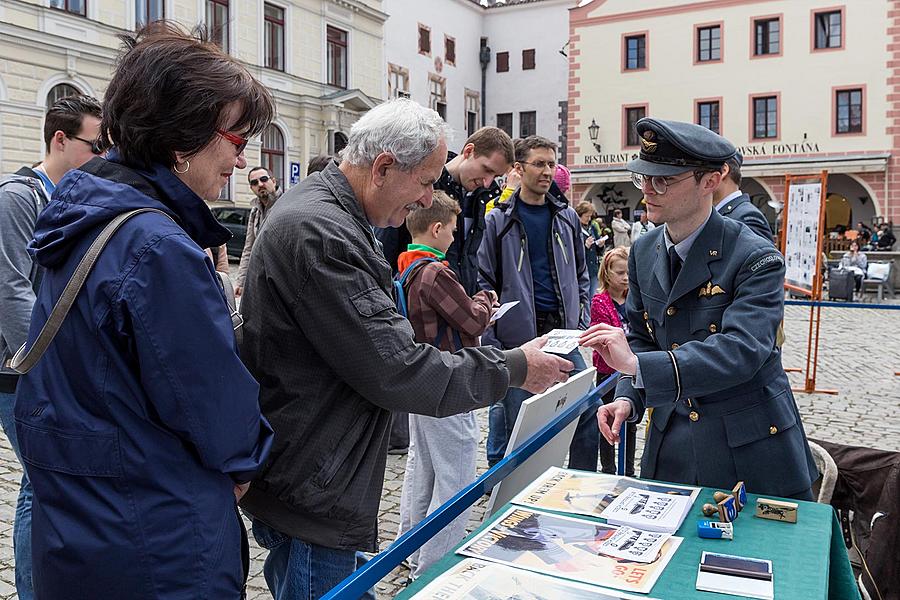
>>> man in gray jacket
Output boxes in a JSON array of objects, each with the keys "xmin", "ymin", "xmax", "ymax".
[
  {"xmin": 235, "ymin": 165, "xmax": 281, "ymax": 296},
  {"xmin": 0, "ymin": 93, "xmax": 102, "ymax": 600},
  {"xmin": 238, "ymin": 98, "xmax": 571, "ymax": 600},
  {"xmin": 476, "ymin": 136, "xmax": 591, "ymax": 468}
]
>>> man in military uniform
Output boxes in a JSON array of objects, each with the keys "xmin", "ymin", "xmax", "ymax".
[
  {"xmin": 582, "ymin": 118, "xmax": 817, "ymax": 500},
  {"xmin": 713, "ymin": 152, "xmax": 774, "ymax": 242}
]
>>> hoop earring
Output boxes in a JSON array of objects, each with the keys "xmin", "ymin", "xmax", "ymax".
[{"xmin": 174, "ymin": 160, "xmax": 190, "ymax": 174}]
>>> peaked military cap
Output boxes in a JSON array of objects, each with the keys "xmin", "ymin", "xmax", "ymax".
[{"xmin": 627, "ymin": 117, "xmax": 738, "ymax": 177}]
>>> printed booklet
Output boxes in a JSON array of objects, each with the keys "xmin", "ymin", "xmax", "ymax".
[
  {"xmin": 409, "ymin": 559, "xmax": 657, "ymax": 600},
  {"xmin": 510, "ymin": 467, "xmax": 700, "ymax": 520},
  {"xmin": 599, "ymin": 487, "xmax": 694, "ymax": 534},
  {"xmin": 456, "ymin": 506, "xmax": 682, "ymax": 594}
]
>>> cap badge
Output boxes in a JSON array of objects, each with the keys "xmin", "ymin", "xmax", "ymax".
[
  {"xmin": 698, "ymin": 281, "xmax": 726, "ymax": 298},
  {"xmin": 640, "ymin": 130, "xmax": 658, "ymax": 154}
]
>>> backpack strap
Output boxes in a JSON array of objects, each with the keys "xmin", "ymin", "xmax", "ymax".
[
  {"xmin": 394, "ymin": 257, "xmax": 439, "ymax": 317},
  {"xmin": 10, "ymin": 208, "xmax": 175, "ymax": 374}
]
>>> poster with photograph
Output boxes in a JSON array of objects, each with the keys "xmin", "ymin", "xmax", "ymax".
[
  {"xmin": 784, "ymin": 182, "xmax": 823, "ymax": 293},
  {"xmin": 410, "ymin": 559, "xmax": 657, "ymax": 600},
  {"xmin": 510, "ymin": 467, "xmax": 700, "ymax": 519},
  {"xmin": 457, "ymin": 506, "xmax": 682, "ymax": 594}
]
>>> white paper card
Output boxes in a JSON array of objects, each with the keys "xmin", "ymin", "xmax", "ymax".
[
  {"xmin": 490, "ymin": 301, "xmax": 520, "ymax": 323},
  {"xmin": 597, "ymin": 526, "xmax": 671, "ymax": 564},
  {"xmin": 541, "ymin": 329, "xmax": 582, "ymax": 354}
]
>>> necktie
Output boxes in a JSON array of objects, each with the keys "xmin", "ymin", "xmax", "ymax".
[{"xmin": 668, "ymin": 246, "xmax": 682, "ymax": 286}]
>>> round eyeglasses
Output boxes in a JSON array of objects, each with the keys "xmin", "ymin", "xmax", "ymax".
[{"xmin": 631, "ymin": 172, "xmax": 697, "ymax": 195}]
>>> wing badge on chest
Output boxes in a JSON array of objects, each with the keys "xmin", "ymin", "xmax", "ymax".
[{"xmin": 698, "ymin": 281, "xmax": 726, "ymax": 298}]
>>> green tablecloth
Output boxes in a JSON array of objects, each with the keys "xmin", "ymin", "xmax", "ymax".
[{"xmin": 397, "ymin": 489, "xmax": 860, "ymax": 599}]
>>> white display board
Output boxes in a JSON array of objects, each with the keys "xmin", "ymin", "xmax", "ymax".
[
  {"xmin": 485, "ymin": 368, "xmax": 596, "ymax": 516},
  {"xmin": 783, "ymin": 181, "xmax": 824, "ymax": 294}
]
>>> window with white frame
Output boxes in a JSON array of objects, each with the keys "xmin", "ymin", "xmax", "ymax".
[{"xmin": 388, "ymin": 63, "xmax": 409, "ymax": 99}]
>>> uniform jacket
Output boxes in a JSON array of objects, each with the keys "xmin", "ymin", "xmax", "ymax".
[
  {"xmin": 238, "ymin": 162, "xmax": 524, "ymax": 551},
  {"xmin": 615, "ymin": 209, "xmax": 817, "ymax": 497},
  {"xmin": 477, "ymin": 188, "xmax": 590, "ymax": 350},
  {"xmin": 0, "ymin": 168, "xmax": 50, "ymax": 384},
  {"xmin": 718, "ymin": 192, "xmax": 773, "ymax": 243},
  {"xmin": 15, "ymin": 156, "xmax": 274, "ymax": 599},
  {"xmin": 397, "ymin": 249, "xmax": 494, "ymax": 351}
]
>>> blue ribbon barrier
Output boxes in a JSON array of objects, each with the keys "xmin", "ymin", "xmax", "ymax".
[
  {"xmin": 784, "ymin": 299, "xmax": 900, "ymax": 310},
  {"xmin": 322, "ymin": 373, "xmax": 621, "ymax": 600}
]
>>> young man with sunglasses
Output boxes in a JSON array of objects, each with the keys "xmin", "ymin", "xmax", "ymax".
[
  {"xmin": 582, "ymin": 117, "xmax": 817, "ymax": 500},
  {"xmin": 236, "ymin": 166, "xmax": 282, "ymax": 296},
  {"xmin": 0, "ymin": 93, "xmax": 102, "ymax": 600}
]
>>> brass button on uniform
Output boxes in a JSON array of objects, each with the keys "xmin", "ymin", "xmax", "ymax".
[
  {"xmin": 689, "ymin": 411, "xmax": 699, "ymax": 422},
  {"xmin": 709, "ymin": 323, "xmax": 718, "ymax": 333},
  {"xmin": 666, "ymin": 306, "xmax": 677, "ymax": 316},
  {"xmin": 769, "ymin": 426, "xmax": 778, "ymax": 435},
  {"xmin": 671, "ymin": 343, "xmax": 680, "ymax": 349}
]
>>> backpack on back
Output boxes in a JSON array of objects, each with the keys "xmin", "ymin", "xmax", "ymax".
[{"xmin": 393, "ymin": 257, "xmax": 462, "ymax": 350}]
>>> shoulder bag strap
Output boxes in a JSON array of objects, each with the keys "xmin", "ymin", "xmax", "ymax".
[{"xmin": 10, "ymin": 208, "xmax": 174, "ymax": 374}]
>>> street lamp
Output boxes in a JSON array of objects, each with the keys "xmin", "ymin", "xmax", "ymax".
[{"xmin": 588, "ymin": 118, "xmax": 601, "ymax": 153}]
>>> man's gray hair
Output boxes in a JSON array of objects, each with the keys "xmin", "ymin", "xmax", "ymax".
[{"xmin": 341, "ymin": 98, "xmax": 451, "ymax": 171}]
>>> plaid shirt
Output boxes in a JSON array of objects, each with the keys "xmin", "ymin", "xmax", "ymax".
[{"xmin": 398, "ymin": 250, "xmax": 494, "ymax": 351}]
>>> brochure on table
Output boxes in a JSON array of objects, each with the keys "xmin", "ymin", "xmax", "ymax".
[
  {"xmin": 510, "ymin": 467, "xmax": 700, "ymax": 520},
  {"xmin": 409, "ymin": 559, "xmax": 657, "ymax": 600},
  {"xmin": 599, "ymin": 487, "xmax": 694, "ymax": 534},
  {"xmin": 457, "ymin": 506, "xmax": 682, "ymax": 595}
]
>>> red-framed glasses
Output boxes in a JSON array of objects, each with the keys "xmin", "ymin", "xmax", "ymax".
[{"xmin": 217, "ymin": 129, "xmax": 249, "ymax": 154}]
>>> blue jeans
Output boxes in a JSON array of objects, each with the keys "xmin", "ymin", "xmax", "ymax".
[
  {"xmin": 487, "ymin": 349, "xmax": 589, "ymax": 466},
  {"xmin": 0, "ymin": 390, "xmax": 33, "ymax": 600},
  {"xmin": 251, "ymin": 519, "xmax": 375, "ymax": 600}
]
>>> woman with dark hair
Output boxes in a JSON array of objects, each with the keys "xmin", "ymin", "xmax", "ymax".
[
  {"xmin": 15, "ymin": 22, "xmax": 274, "ymax": 598},
  {"xmin": 841, "ymin": 240, "xmax": 868, "ymax": 293}
]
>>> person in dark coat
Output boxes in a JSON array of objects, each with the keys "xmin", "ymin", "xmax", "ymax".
[
  {"xmin": 584, "ymin": 118, "xmax": 817, "ymax": 500},
  {"xmin": 14, "ymin": 22, "xmax": 275, "ymax": 598},
  {"xmin": 713, "ymin": 153, "xmax": 774, "ymax": 243}
]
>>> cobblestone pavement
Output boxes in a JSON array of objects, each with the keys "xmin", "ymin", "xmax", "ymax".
[{"xmin": 0, "ymin": 303, "xmax": 897, "ymax": 599}]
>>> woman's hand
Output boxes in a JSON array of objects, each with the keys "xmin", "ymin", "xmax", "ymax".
[{"xmin": 579, "ymin": 324, "xmax": 637, "ymax": 375}]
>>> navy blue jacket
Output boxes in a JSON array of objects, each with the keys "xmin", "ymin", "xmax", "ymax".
[
  {"xmin": 718, "ymin": 192, "xmax": 773, "ymax": 243},
  {"xmin": 15, "ymin": 156, "xmax": 273, "ymax": 598},
  {"xmin": 477, "ymin": 187, "xmax": 590, "ymax": 349},
  {"xmin": 616, "ymin": 209, "xmax": 816, "ymax": 497}
]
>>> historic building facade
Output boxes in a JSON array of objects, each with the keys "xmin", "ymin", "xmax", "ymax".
[
  {"xmin": 567, "ymin": 0, "xmax": 899, "ymax": 232},
  {"xmin": 0, "ymin": 0, "xmax": 386, "ymax": 205}
]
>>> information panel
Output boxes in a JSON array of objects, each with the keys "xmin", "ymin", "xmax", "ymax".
[{"xmin": 782, "ymin": 173, "xmax": 827, "ymax": 296}]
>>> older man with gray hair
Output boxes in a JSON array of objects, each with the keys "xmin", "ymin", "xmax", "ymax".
[{"xmin": 238, "ymin": 98, "xmax": 572, "ymax": 599}]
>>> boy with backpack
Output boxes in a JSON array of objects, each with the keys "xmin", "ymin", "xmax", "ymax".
[{"xmin": 395, "ymin": 190, "xmax": 498, "ymax": 579}]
